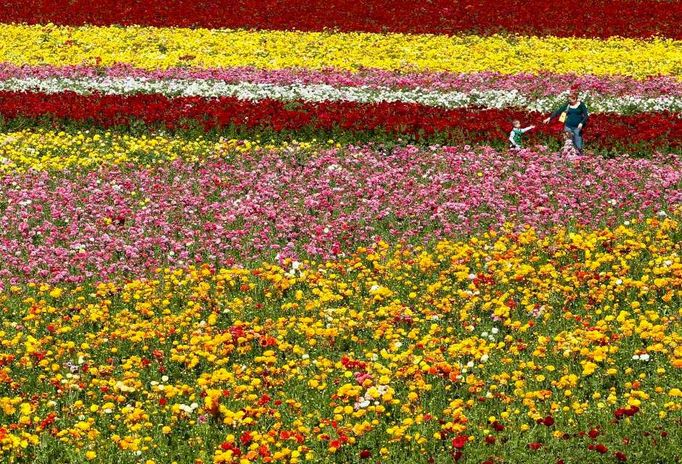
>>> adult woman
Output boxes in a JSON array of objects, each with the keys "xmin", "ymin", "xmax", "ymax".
[{"xmin": 543, "ymin": 92, "xmax": 589, "ymax": 153}]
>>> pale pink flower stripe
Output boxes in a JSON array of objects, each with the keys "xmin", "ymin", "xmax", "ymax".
[
  {"xmin": 1, "ymin": 63, "xmax": 680, "ymax": 98},
  {"xmin": 0, "ymin": 145, "xmax": 679, "ymax": 285}
]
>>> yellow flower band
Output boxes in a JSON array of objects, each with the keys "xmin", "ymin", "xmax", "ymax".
[
  {"xmin": 0, "ymin": 130, "xmax": 277, "ymax": 172},
  {"xmin": 0, "ymin": 24, "xmax": 680, "ymax": 78}
]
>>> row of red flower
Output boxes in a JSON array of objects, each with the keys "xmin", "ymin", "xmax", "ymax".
[
  {"xmin": 1, "ymin": 91, "xmax": 679, "ymax": 150},
  {"xmin": 0, "ymin": 0, "xmax": 679, "ymax": 39}
]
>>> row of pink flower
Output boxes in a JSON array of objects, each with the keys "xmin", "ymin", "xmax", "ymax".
[
  {"xmin": 0, "ymin": 145, "xmax": 679, "ymax": 285},
  {"xmin": 2, "ymin": 63, "xmax": 681, "ymax": 98}
]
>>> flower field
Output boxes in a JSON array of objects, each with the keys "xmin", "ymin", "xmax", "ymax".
[{"xmin": 0, "ymin": 3, "xmax": 680, "ymax": 464}]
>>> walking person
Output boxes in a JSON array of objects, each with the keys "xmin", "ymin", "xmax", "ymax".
[{"xmin": 543, "ymin": 91, "xmax": 589, "ymax": 153}]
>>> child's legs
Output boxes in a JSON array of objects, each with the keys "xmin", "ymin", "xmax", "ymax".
[{"xmin": 565, "ymin": 125, "xmax": 583, "ymax": 150}]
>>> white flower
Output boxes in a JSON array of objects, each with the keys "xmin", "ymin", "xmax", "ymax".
[
  {"xmin": 356, "ymin": 400, "xmax": 370, "ymax": 409},
  {"xmin": 491, "ymin": 327, "xmax": 499, "ymax": 335},
  {"xmin": 179, "ymin": 404, "xmax": 193, "ymax": 414},
  {"xmin": 480, "ymin": 354, "xmax": 490, "ymax": 363}
]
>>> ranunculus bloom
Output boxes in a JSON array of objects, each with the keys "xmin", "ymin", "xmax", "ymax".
[
  {"xmin": 452, "ymin": 435, "xmax": 468, "ymax": 449},
  {"xmin": 595, "ymin": 444, "xmax": 608, "ymax": 454},
  {"xmin": 492, "ymin": 421, "xmax": 505, "ymax": 432}
]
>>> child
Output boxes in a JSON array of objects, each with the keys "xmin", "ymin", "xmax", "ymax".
[
  {"xmin": 560, "ymin": 127, "xmax": 581, "ymax": 157},
  {"xmin": 509, "ymin": 120, "xmax": 535, "ymax": 149}
]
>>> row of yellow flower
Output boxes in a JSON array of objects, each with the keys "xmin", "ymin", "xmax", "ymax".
[
  {"xmin": 0, "ymin": 216, "xmax": 680, "ymax": 463},
  {"xmin": 0, "ymin": 130, "xmax": 316, "ymax": 172},
  {"xmin": 0, "ymin": 24, "xmax": 680, "ymax": 78}
]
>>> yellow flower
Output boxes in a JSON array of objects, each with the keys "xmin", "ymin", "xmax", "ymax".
[
  {"xmin": 49, "ymin": 288, "xmax": 63, "ymax": 298},
  {"xmin": 0, "ymin": 25, "xmax": 679, "ymax": 78}
]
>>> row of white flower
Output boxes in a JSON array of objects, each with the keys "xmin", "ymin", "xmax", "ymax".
[{"xmin": 1, "ymin": 77, "xmax": 680, "ymax": 114}]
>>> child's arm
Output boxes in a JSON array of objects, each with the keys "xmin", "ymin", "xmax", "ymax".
[{"xmin": 521, "ymin": 125, "xmax": 535, "ymax": 133}]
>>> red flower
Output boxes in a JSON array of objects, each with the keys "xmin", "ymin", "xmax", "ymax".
[
  {"xmin": 40, "ymin": 413, "xmax": 57, "ymax": 429},
  {"xmin": 624, "ymin": 406, "xmax": 639, "ymax": 417},
  {"xmin": 588, "ymin": 428, "xmax": 600, "ymax": 439},
  {"xmin": 492, "ymin": 421, "xmax": 505, "ymax": 431},
  {"xmin": 528, "ymin": 442, "xmax": 543, "ymax": 450},
  {"xmin": 542, "ymin": 416, "xmax": 555, "ymax": 427},
  {"xmin": 452, "ymin": 435, "xmax": 468, "ymax": 449},
  {"xmin": 0, "ymin": 91, "xmax": 678, "ymax": 152},
  {"xmin": 359, "ymin": 449, "xmax": 371, "ymax": 459},
  {"xmin": 615, "ymin": 406, "xmax": 640, "ymax": 420},
  {"xmin": 219, "ymin": 442, "xmax": 241, "ymax": 456},
  {"xmin": 0, "ymin": 0, "xmax": 677, "ymax": 39},
  {"xmin": 615, "ymin": 451, "xmax": 628, "ymax": 462},
  {"xmin": 594, "ymin": 444, "xmax": 608, "ymax": 454},
  {"xmin": 240, "ymin": 431, "xmax": 253, "ymax": 446},
  {"xmin": 485, "ymin": 435, "xmax": 496, "ymax": 445}
]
